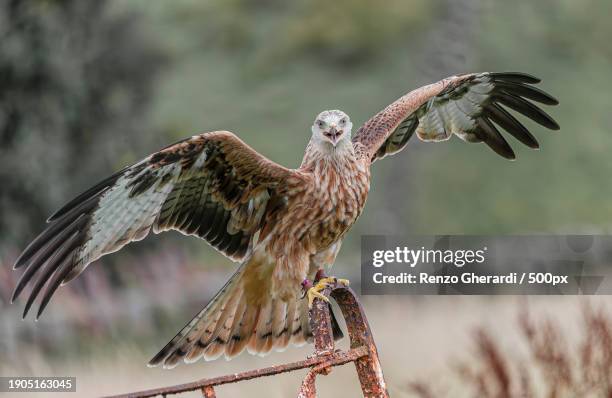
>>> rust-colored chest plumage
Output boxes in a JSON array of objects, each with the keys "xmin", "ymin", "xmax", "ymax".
[
  {"xmin": 249, "ymin": 142, "xmax": 370, "ymax": 298},
  {"xmin": 300, "ymin": 155, "xmax": 370, "ymax": 249},
  {"xmin": 262, "ymin": 145, "xmax": 370, "ymax": 261}
]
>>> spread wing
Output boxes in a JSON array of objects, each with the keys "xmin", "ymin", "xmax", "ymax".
[
  {"xmin": 12, "ymin": 131, "xmax": 295, "ymax": 319},
  {"xmin": 352, "ymin": 72, "xmax": 559, "ymax": 162}
]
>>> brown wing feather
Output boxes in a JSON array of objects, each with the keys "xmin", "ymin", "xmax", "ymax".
[
  {"xmin": 352, "ymin": 77, "xmax": 453, "ymax": 161},
  {"xmin": 12, "ymin": 131, "xmax": 294, "ymax": 319},
  {"xmin": 353, "ymin": 72, "xmax": 559, "ymax": 162}
]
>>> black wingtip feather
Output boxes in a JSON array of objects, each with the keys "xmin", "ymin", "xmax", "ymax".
[
  {"xmin": 22, "ymin": 290, "xmax": 35, "ymax": 319},
  {"xmin": 15, "ymin": 195, "xmax": 98, "ymax": 269},
  {"xmin": 46, "ymin": 167, "xmax": 125, "ymax": 222},
  {"xmin": 477, "ymin": 118, "xmax": 516, "ymax": 160},
  {"xmin": 485, "ymin": 104, "xmax": 541, "ymax": 149},
  {"xmin": 21, "ymin": 230, "xmax": 81, "ymax": 319},
  {"xmin": 490, "ymin": 72, "xmax": 541, "ymax": 84},
  {"xmin": 491, "ymin": 73, "xmax": 559, "ymax": 130},
  {"xmin": 12, "ymin": 215, "xmax": 86, "ymax": 302},
  {"xmin": 36, "ymin": 254, "xmax": 74, "ymax": 320},
  {"xmin": 496, "ymin": 92, "xmax": 560, "ymax": 130},
  {"xmin": 496, "ymin": 82, "xmax": 559, "ymax": 106},
  {"xmin": 484, "ymin": 141, "xmax": 516, "ymax": 160}
]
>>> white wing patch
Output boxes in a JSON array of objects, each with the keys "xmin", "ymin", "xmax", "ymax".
[
  {"xmin": 416, "ymin": 79, "xmax": 495, "ymax": 143},
  {"xmin": 77, "ymin": 162, "xmax": 180, "ymax": 270}
]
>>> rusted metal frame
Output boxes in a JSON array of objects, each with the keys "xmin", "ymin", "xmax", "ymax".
[
  {"xmin": 304, "ymin": 284, "xmax": 389, "ymax": 398},
  {"xmin": 296, "ymin": 360, "xmax": 334, "ymax": 398},
  {"xmin": 298, "ymin": 283, "xmax": 341, "ymax": 397},
  {"xmin": 104, "ymin": 346, "xmax": 369, "ymax": 398},
  {"xmin": 332, "ymin": 287, "xmax": 389, "ymax": 397},
  {"xmin": 201, "ymin": 385, "xmax": 216, "ymax": 397}
]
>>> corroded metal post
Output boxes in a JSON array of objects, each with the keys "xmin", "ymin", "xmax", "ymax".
[
  {"xmin": 304, "ymin": 283, "xmax": 389, "ymax": 398},
  {"xmin": 331, "ymin": 287, "xmax": 388, "ymax": 397}
]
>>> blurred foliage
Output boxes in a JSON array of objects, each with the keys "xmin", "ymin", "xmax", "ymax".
[
  {"xmin": 410, "ymin": 303, "xmax": 612, "ymax": 397},
  {"xmin": 0, "ymin": 0, "xmax": 167, "ymax": 246},
  {"xmin": 278, "ymin": 0, "xmax": 431, "ymax": 65},
  {"xmin": 153, "ymin": 0, "xmax": 432, "ymax": 67}
]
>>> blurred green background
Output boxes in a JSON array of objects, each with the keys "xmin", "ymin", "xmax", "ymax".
[{"xmin": 1, "ymin": 0, "xmax": 611, "ymax": 396}]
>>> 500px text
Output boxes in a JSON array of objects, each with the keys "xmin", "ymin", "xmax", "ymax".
[{"xmin": 373, "ymin": 272, "xmax": 569, "ymax": 286}]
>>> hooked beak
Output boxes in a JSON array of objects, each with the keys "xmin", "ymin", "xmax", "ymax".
[{"xmin": 323, "ymin": 126, "xmax": 343, "ymax": 146}]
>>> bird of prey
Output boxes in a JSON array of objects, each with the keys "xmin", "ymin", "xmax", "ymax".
[{"xmin": 12, "ymin": 72, "xmax": 559, "ymax": 368}]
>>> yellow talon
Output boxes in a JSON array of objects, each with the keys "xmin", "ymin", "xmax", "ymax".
[
  {"xmin": 318, "ymin": 276, "xmax": 350, "ymax": 287},
  {"xmin": 337, "ymin": 278, "xmax": 350, "ymax": 287},
  {"xmin": 307, "ymin": 288, "xmax": 329, "ymax": 308},
  {"xmin": 306, "ymin": 277, "xmax": 350, "ymax": 308}
]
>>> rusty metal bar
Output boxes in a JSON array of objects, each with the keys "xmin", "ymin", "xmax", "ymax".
[
  {"xmin": 297, "ymin": 361, "xmax": 333, "ymax": 397},
  {"xmin": 105, "ymin": 283, "xmax": 389, "ymax": 398},
  {"xmin": 331, "ymin": 287, "xmax": 389, "ymax": 397},
  {"xmin": 201, "ymin": 386, "xmax": 216, "ymax": 397},
  {"xmin": 104, "ymin": 346, "xmax": 368, "ymax": 398}
]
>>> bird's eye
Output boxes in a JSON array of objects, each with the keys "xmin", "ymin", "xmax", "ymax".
[
  {"xmin": 339, "ymin": 118, "xmax": 346, "ymax": 125},
  {"xmin": 316, "ymin": 120, "xmax": 325, "ymax": 128}
]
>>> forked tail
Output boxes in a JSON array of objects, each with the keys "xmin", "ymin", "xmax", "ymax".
[{"xmin": 148, "ymin": 261, "xmax": 343, "ymax": 368}]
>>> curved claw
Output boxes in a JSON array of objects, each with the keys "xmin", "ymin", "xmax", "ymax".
[
  {"xmin": 335, "ymin": 278, "xmax": 350, "ymax": 287},
  {"xmin": 306, "ymin": 276, "xmax": 350, "ymax": 308},
  {"xmin": 307, "ymin": 288, "xmax": 330, "ymax": 308}
]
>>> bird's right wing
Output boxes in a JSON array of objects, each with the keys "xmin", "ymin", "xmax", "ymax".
[
  {"xmin": 12, "ymin": 131, "xmax": 298, "ymax": 319},
  {"xmin": 352, "ymin": 72, "xmax": 559, "ymax": 162}
]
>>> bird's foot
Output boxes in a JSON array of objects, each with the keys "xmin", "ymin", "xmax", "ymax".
[
  {"xmin": 314, "ymin": 268, "xmax": 349, "ymax": 287},
  {"xmin": 303, "ymin": 276, "xmax": 350, "ymax": 308}
]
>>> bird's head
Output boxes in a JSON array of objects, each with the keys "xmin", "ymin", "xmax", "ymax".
[{"xmin": 311, "ymin": 110, "xmax": 352, "ymax": 148}]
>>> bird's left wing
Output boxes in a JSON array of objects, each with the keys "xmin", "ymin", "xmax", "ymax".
[
  {"xmin": 12, "ymin": 131, "xmax": 296, "ymax": 319},
  {"xmin": 352, "ymin": 72, "xmax": 559, "ymax": 162}
]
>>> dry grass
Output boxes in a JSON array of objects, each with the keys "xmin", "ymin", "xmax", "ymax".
[{"xmin": 410, "ymin": 302, "xmax": 612, "ymax": 398}]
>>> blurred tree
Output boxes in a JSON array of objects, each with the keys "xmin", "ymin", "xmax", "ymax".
[
  {"xmin": 0, "ymin": 0, "xmax": 167, "ymax": 248},
  {"xmin": 157, "ymin": 0, "xmax": 432, "ymax": 70},
  {"xmin": 371, "ymin": 0, "xmax": 482, "ymax": 233},
  {"xmin": 278, "ymin": 0, "xmax": 431, "ymax": 66}
]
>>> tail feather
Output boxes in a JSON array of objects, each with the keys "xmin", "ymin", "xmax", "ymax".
[
  {"xmin": 148, "ymin": 266, "xmax": 243, "ymax": 368},
  {"xmin": 248, "ymin": 299, "xmax": 274, "ymax": 355},
  {"xmin": 207, "ymin": 288, "xmax": 243, "ymax": 344},
  {"xmin": 148, "ymin": 261, "xmax": 345, "ymax": 369},
  {"xmin": 297, "ymin": 299, "xmax": 311, "ymax": 344},
  {"xmin": 184, "ymin": 289, "xmax": 244, "ymax": 363},
  {"xmin": 271, "ymin": 300, "xmax": 288, "ymax": 349},
  {"xmin": 224, "ymin": 298, "xmax": 249, "ymax": 357},
  {"xmin": 203, "ymin": 338, "xmax": 225, "ymax": 361},
  {"xmin": 228, "ymin": 303, "xmax": 259, "ymax": 357},
  {"xmin": 276, "ymin": 299, "xmax": 295, "ymax": 349}
]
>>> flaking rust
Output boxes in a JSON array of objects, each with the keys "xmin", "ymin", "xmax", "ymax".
[{"xmin": 106, "ymin": 284, "xmax": 389, "ymax": 398}]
